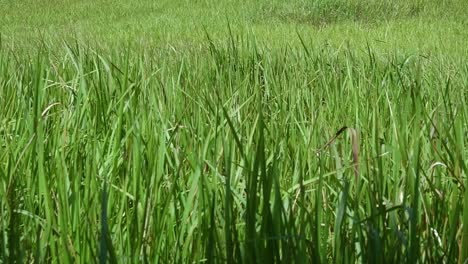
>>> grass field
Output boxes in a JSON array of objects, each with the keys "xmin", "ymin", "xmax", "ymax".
[{"xmin": 1, "ymin": 0, "xmax": 467, "ymax": 263}]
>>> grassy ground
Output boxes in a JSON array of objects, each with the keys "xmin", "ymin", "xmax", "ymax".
[
  {"xmin": 0, "ymin": 0, "xmax": 467, "ymax": 263},
  {"xmin": 1, "ymin": 0, "xmax": 468, "ymax": 55}
]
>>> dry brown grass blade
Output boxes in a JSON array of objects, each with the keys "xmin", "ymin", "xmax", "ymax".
[
  {"xmin": 349, "ymin": 128, "xmax": 359, "ymax": 183},
  {"xmin": 315, "ymin": 126, "xmax": 359, "ymax": 182},
  {"xmin": 315, "ymin": 126, "xmax": 348, "ymax": 154}
]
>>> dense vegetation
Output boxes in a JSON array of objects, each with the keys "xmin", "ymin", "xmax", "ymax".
[{"xmin": 0, "ymin": 0, "xmax": 467, "ymax": 263}]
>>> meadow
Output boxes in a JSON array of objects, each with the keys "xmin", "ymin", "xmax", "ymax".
[{"xmin": 0, "ymin": 0, "xmax": 467, "ymax": 263}]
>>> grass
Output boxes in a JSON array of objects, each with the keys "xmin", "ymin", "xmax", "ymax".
[
  {"xmin": 1, "ymin": 0, "xmax": 468, "ymax": 54},
  {"xmin": 0, "ymin": 0, "xmax": 467, "ymax": 263}
]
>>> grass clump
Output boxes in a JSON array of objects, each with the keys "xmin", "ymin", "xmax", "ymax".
[{"xmin": 0, "ymin": 36, "xmax": 467, "ymax": 263}]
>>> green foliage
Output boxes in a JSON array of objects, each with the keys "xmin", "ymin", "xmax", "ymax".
[
  {"xmin": 0, "ymin": 1, "xmax": 467, "ymax": 262},
  {"xmin": 1, "ymin": 0, "xmax": 468, "ymax": 55},
  {"xmin": 0, "ymin": 35, "xmax": 466, "ymax": 262}
]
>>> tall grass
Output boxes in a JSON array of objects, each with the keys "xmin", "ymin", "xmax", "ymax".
[{"xmin": 0, "ymin": 37, "xmax": 466, "ymax": 263}]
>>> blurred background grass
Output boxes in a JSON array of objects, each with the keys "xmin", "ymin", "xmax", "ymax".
[{"xmin": 1, "ymin": 0, "xmax": 468, "ymax": 56}]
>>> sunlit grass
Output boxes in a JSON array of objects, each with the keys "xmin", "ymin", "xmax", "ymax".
[
  {"xmin": 0, "ymin": 35, "xmax": 466, "ymax": 262},
  {"xmin": 1, "ymin": 0, "xmax": 468, "ymax": 56}
]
